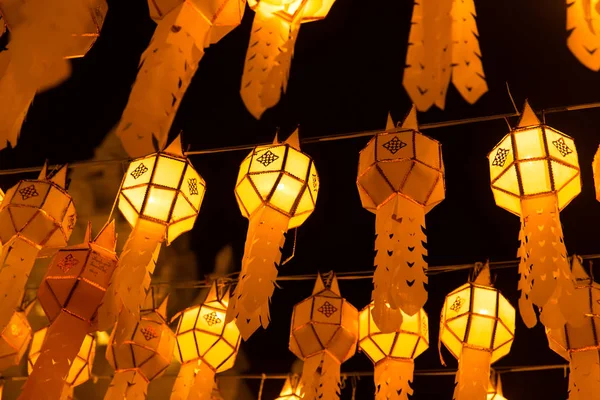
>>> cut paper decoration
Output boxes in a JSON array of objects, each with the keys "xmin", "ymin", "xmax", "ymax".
[
  {"xmin": 488, "ymin": 101, "xmax": 581, "ymax": 329},
  {"xmin": 358, "ymin": 302, "xmax": 429, "ymax": 400},
  {"xmin": 171, "ymin": 282, "xmax": 241, "ymax": 400},
  {"xmin": 0, "ymin": 0, "xmax": 107, "ymax": 150},
  {"xmin": 567, "ymin": 0, "xmax": 600, "ymax": 71},
  {"xmin": 404, "ymin": 0, "xmax": 487, "ymax": 111},
  {"xmin": 0, "ymin": 164, "xmax": 75, "ymax": 340},
  {"xmin": 105, "ymin": 289, "xmax": 176, "ymax": 400},
  {"xmin": 487, "ymin": 370, "xmax": 507, "ymax": 400},
  {"xmin": 98, "ymin": 135, "xmax": 205, "ymax": 329},
  {"xmin": 357, "ymin": 106, "xmax": 444, "ymax": 333},
  {"xmin": 20, "ymin": 221, "xmax": 117, "ymax": 400},
  {"xmin": 547, "ymin": 256, "xmax": 600, "ymax": 400},
  {"xmin": 593, "ymin": 145, "xmax": 600, "ymax": 201},
  {"xmin": 0, "ymin": 300, "xmax": 34, "ymax": 373},
  {"xmin": 439, "ymin": 263, "xmax": 516, "ymax": 400},
  {"xmin": 240, "ymin": 0, "xmax": 336, "ymax": 119},
  {"xmin": 227, "ymin": 129, "xmax": 319, "ymax": 340},
  {"xmin": 289, "ymin": 272, "xmax": 358, "ymax": 400},
  {"xmin": 116, "ymin": 0, "xmax": 245, "ymax": 157},
  {"xmin": 275, "ymin": 374, "xmax": 304, "ymax": 400}
]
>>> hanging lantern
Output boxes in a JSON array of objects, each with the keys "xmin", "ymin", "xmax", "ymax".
[
  {"xmin": 404, "ymin": 0, "xmax": 486, "ymax": 111},
  {"xmin": 0, "ymin": 0, "xmax": 107, "ymax": 150},
  {"xmin": 116, "ymin": 0, "xmax": 245, "ymax": 157},
  {"xmin": 105, "ymin": 289, "xmax": 176, "ymax": 399},
  {"xmin": 289, "ymin": 272, "xmax": 358, "ymax": 400},
  {"xmin": 27, "ymin": 327, "xmax": 96, "ymax": 400},
  {"xmin": 439, "ymin": 264, "xmax": 516, "ymax": 400},
  {"xmin": 488, "ymin": 101, "xmax": 581, "ymax": 328},
  {"xmin": 358, "ymin": 302, "xmax": 429, "ymax": 400},
  {"xmin": 98, "ymin": 135, "xmax": 205, "ymax": 329},
  {"xmin": 0, "ymin": 164, "xmax": 76, "ymax": 338},
  {"xmin": 275, "ymin": 374, "xmax": 303, "ymax": 400},
  {"xmin": 0, "ymin": 300, "xmax": 34, "ymax": 373},
  {"xmin": 566, "ymin": 0, "xmax": 600, "ymax": 71},
  {"xmin": 357, "ymin": 106, "xmax": 444, "ymax": 333},
  {"xmin": 240, "ymin": 0, "xmax": 336, "ymax": 119},
  {"xmin": 227, "ymin": 129, "xmax": 319, "ymax": 339},
  {"xmin": 20, "ymin": 221, "xmax": 117, "ymax": 400},
  {"xmin": 593, "ymin": 145, "xmax": 600, "ymax": 201},
  {"xmin": 487, "ymin": 370, "xmax": 507, "ymax": 400},
  {"xmin": 547, "ymin": 256, "xmax": 600, "ymax": 400},
  {"xmin": 171, "ymin": 282, "xmax": 241, "ymax": 400}
]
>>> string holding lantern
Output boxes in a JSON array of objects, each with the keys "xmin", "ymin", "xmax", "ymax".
[
  {"xmin": 116, "ymin": 0, "xmax": 245, "ymax": 157},
  {"xmin": 0, "ymin": 299, "xmax": 34, "ymax": 374},
  {"xmin": 226, "ymin": 129, "xmax": 319, "ymax": 340},
  {"xmin": 358, "ymin": 301, "xmax": 429, "ymax": 400},
  {"xmin": 566, "ymin": 0, "xmax": 600, "ymax": 71},
  {"xmin": 357, "ymin": 105, "xmax": 444, "ymax": 333},
  {"xmin": 289, "ymin": 272, "xmax": 358, "ymax": 400},
  {"xmin": 488, "ymin": 101, "xmax": 581, "ymax": 329},
  {"xmin": 275, "ymin": 374, "xmax": 303, "ymax": 400},
  {"xmin": 240, "ymin": 0, "xmax": 336, "ymax": 119},
  {"xmin": 171, "ymin": 282, "xmax": 241, "ymax": 400},
  {"xmin": 439, "ymin": 263, "xmax": 516, "ymax": 400},
  {"xmin": 487, "ymin": 370, "xmax": 507, "ymax": 400}
]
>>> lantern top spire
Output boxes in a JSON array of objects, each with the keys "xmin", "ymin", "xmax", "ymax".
[
  {"xmin": 473, "ymin": 261, "xmax": 492, "ymax": 286},
  {"xmin": 206, "ymin": 280, "xmax": 230, "ymax": 305},
  {"xmin": 38, "ymin": 162, "xmax": 68, "ymax": 189},
  {"xmin": 401, "ymin": 104, "xmax": 419, "ymax": 130},
  {"xmin": 516, "ymin": 100, "xmax": 541, "ymax": 128},
  {"xmin": 312, "ymin": 271, "xmax": 340, "ymax": 295},
  {"xmin": 163, "ymin": 134, "xmax": 185, "ymax": 157}
]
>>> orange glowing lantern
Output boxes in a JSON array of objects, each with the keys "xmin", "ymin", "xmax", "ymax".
[
  {"xmin": 358, "ymin": 302, "xmax": 428, "ymax": 399},
  {"xmin": 488, "ymin": 101, "xmax": 581, "ymax": 328},
  {"xmin": 487, "ymin": 370, "xmax": 507, "ymax": 400},
  {"xmin": 357, "ymin": 106, "xmax": 444, "ymax": 333},
  {"xmin": 289, "ymin": 272, "xmax": 358, "ymax": 400},
  {"xmin": 0, "ymin": 300, "xmax": 34, "ymax": 373},
  {"xmin": 276, "ymin": 374, "xmax": 303, "ymax": 400},
  {"xmin": 593, "ymin": 145, "xmax": 600, "ymax": 201},
  {"xmin": 227, "ymin": 129, "xmax": 319, "ymax": 339}
]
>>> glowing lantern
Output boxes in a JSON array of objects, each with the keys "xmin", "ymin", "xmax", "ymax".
[
  {"xmin": 106, "ymin": 289, "xmax": 176, "ymax": 399},
  {"xmin": 404, "ymin": 0, "xmax": 486, "ymax": 111},
  {"xmin": 357, "ymin": 106, "xmax": 444, "ymax": 333},
  {"xmin": 27, "ymin": 327, "xmax": 96, "ymax": 400},
  {"xmin": 488, "ymin": 101, "xmax": 581, "ymax": 328},
  {"xmin": 566, "ymin": 0, "xmax": 600, "ymax": 71},
  {"xmin": 289, "ymin": 273, "xmax": 358, "ymax": 400},
  {"xmin": 227, "ymin": 129, "xmax": 319, "ymax": 339},
  {"xmin": 0, "ymin": 0, "xmax": 107, "ymax": 150},
  {"xmin": 21, "ymin": 221, "xmax": 117, "ymax": 400},
  {"xmin": 440, "ymin": 264, "xmax": 516, "ymax": 400},
  {"xmin": 116, "ymin": 0, "xmax": 245, "ymax": 157},
  {"xmin": 171, "ymin": 282, "xmax": 241, "ymax": 400},
  {"xmin": 487, "ymin": 370, "xmax": 507, "ymax": 400},
  {"xmin": 240, "ymin": 0, "xmax": 336, "ymax": 119},
  {"xmin": 0, "ymin": 300, "xmax": 34, "ymax": 373},
  {"xmin": 593, "ymin": 145, "xmax": 600, "ymax": 201},
  {"xmin": 0, "ymin": 164, "xmax": 76, "ymax": 339},
  {"xmin": 358, "ymin": 302, "xmax": 428, "ymax": 399},
  {"xmin": 276, "ymin": 374, "xmax": 303, "ymax": 400}
]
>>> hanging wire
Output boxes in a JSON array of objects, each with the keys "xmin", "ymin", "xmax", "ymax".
[{"xmin": 257, "ymin": 373, "xmax": 267, "ymax": 400}]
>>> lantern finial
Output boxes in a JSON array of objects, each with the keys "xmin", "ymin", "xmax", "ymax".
[
  {"xmin": 94, "ymin": 220, "xmax": 117, "ymax": 252},
  {"xmin": 164, "ymin": 134, "xmax": 185, "ymax": 156},
  {"xmin": 48, "ymin": 164, "xmax": 68, "ymax": 188},
  {"xmin": 473, "ymin": 262, "xmax": 491, "ymax": 286},
  {"xmin": 401, "ymin": 104, "xmax": 419, "ymax": 130},
  {"xmin": 38, "ymin": 162, "xmax": 48, "ymax": 180},
  {"xmin": 284, "ymin": 128, "xmax": 301, "ymax": 150},
  {"xmin": 83, "ymin": 222, "xmax": 93, "ymax": 244},
  {"xmin": 517, "ymin": 100, "xmax": 540, "ymax": 128},
  {"xmin": 386, "ymin": 113, "xmax": 396, "ymax": 130}
]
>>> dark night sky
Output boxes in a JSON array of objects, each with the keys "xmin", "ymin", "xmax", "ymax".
[{"xmin": 2, "ymin": 0, "xmax": 600, "ymax": 399}]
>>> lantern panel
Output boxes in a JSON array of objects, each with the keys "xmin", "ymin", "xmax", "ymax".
[
  {"xmin": 312, "ymin": 297, "xmax": 343, "ymax": 324},
  {"xmin": 313, "ymin": 324, "xmax": 339, "ymax": 347},
  {"xmin": 545, "ymin": 128, "xmax": 579, "ymax": 166},
  {"xmin": 491, "ymin": 341, "xmax": 512, "ymax": 363},
  {"xmin": 378, "ymin": 160, "xmax": 413, "ymax": 192},
  {"xmin": 7, "ymin": 207, "xmax": 37, "ymax": 234},
  {"xmin": 204, "ymin": 340, "xmax": 234, "ymax": 370},
  {"xmin": 143, "ymin": 187, "xmax": 177, "ymax": 221},
  {"xmin": 218, "ymin": 351, "xmax": 237, "ymax": 372},
  {"xmin": 182, "ymin": 164, "xmax": 206, "ymax": 211},
  {"xmin": 497, "ymin": 296, "xmax": 515, "ymax": 335},
  {"xmin": 328, "ymin": 325, "xmax": 357, "ymax": 362},
  {"xmin": 285, "ymin": 148, "xmax": 310, "ymax": 180},
  {"xmin": 199, "ymin": 306, "xmax": 227, "ymax": 336},
  {"xmin": 66, "ymin": 280, "xmax": 106, "ymax": 321},
  {"xmin": 446, "ymin": 314, "xmax": 469, "ymax": 342},
  {"xmin": 236, "ymin": 177, "xmax": 262, "ymax": 217},
  {"xmin": 414, "ymin": 132, "xmax": 442, "ymax": 169},
  {"xmin": 492, "ymin": 165, "xmax": 520, "ymax": 196},
  {"xmin": 401, "ymin": 310, "xmax": 420, "ymax": 333},
  {"xmin": 358, "ymin": 308, "xmax": 369, "ymax": 341},
  {"xmin": 513, "ymin": 128, "xmax": 546, "ymax": 160},
  {"xmin": 358, "ymin": 138, "xmax": 376, "ymax": 175},
  {"xmin": 415, "ymin": 336, "xmax": 428, "ymax": 359},
  {"xmin": 171, "ymin": 197, "xmax": 197, "ymax": 222},
  {"xmin": 270, "ymin": 175, "xmax": 304, "ymax": 213},
  {"xmin": 550, "ymin": 161, "xmax": 578, "ymax": 190},
  {"xmin": 467, "ymin": 315, "xmax": 495, "ymax": 348},
  {"xmin": 391, "ymin": 334, "xmax": 419, "ymax": 358},
  {"xmin": 401, "ymin": 162, "xmax": 441, "ymax": 205},
  {"xmin": 249, "ymin": 146, "xmax": 286, "ymax": 173},
  {"xmin": 153, "ymin": 156, "xmax": 186, "ymax": 189},
  {"xmin": 21, "ymin": 212, "xmax": 58, "ymax": 246},
  {"xmin": 292, "ymin": 325, "xmax": 322, "ymax": 358},
  {"xmin": 308, "ymin": 160, "xmax": 319, "ymax": 204},
  {"xmin": 176, "ymin": 331, "xmax": 197, "ymax": 363},
  {"xmin": 491, "ymin": 188, "xmax": 521, "ymax": 216},
  {"xmin": 237, "ymin": 155, "xmax": 252, "ymax": 185},
  {"xmin": 179, "ymin": 307, "xmax": 199, "ymax": 333},
  {"xmin": 473, "ymin": 287, "xmax": 498, "ymax": 316},
  {"xmin": 292, "ymin": 298, "xmax": 313, "ymax": 329},
  {"xmin": 445, "ymin": 285, "xmax": 471, "ymax": 317},
  {"xmin": 492, "ymin": 322, "xmax": 513, "ymax": 350},
  {"xmin": 250, "ymin": 172, "xmax": 280, "ymax": 200},
  {"xmin": 68, "ymin": 356, "xmax": 87, "ymax": 386},
  {"xmin": 123, "ymin": 156, "xmax": 156, "ymax": 188},
  {"xmin": 359, "ymin": 338, "xmax": 385, "ymax": 364},
  {"xmin": 121, "ymin": 186, "xmax": 148, "ymax": 212},
  {"xmin": 440, "ymin": 325, "xmax": 462, "ymax": 359},
  {"xmin": 295, "ymin": 187, "xmax": 314, "ymax": 215},
  {"xmin": 489, "ymin": 134, "xmax": 514, "ymax": 182},
  {"xmin": 195, "ymin": 331, "xmax": 219, "ymax": 356},
  {"xmin": 44, "ymin": 186, "xmax": 72, "ymax": 221},
  {"xmin": 289, "ymin": 211, "xmax": 311, "ymax": 229},
  {"xmin": 222, "ymin": 321, "xmax": 241, "ymax": 348},
  {"xmin": 376, "ymin": 132, "xmax": 414, "ymax": 162},
  {"xmin": 12, "ymin": 182, "xmax": 50, "ymax": 208},
  {"xmin": 357, "ymin": 166, "xmax": 392, "ymax": 206},
  {"xmin": 371, "ymin": 331, "xmax": 394, "ymax": 355},
  {"xmin": 519, "ymin": 160, "xmax": 552, "ymax": 195},
  {"xmin": 557, "ymin": 174, "xmax": 581, "ymax": 210}
]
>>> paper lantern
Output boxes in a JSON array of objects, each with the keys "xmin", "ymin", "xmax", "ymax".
[
  {"xmin": 227, "ymin": 129, "xmax": 319, "ymax": 339},
  {"xmin": 240, "ymin": 0, "xmax": 336, "ymax": 119},
  {"xmin": 106, "ymin": 289, "xmax": 176, "ymax": 399},
  {"xmin": 171, "ymin": 282, "xmax": 241, "ymax": 400},
  {"xmin": 547, "ymin": 256, "xmax": 600, "ymax": 400},
  {"xmin": 0, "ymin": 0, "xmax": 107, "ymax": 150},
  {"xmin": 357, "ymin": 106, "xmax": 444, "ymax": 333},
  {"xmin": 27, "ymin": 327, "xmax": 96, "ymax": 400},
  {"xmin": 98, "ymin": 135, "xmax": 205, "ymax": 329},
  {"xmin": 593, "ymin": 145, "xmax": 600, "ymax": 201},
  {"xmin": 358, "ymin": 302, "xmax": 429, "ymax": 400},
  {"xmin": 440, "ymin": 264, "xmax": 516, "ymax": 400},
  {"xmin": 276, "ymin": 374, "xmax": 303, "ymax": 400},
  {"xmin": 566, "ymin": 0, "xmax": 600, "ymax": 71},
  {"xmin": 116, "ymin": 0, "xmax": 245, "ymax": 157},
  {"xmin": 488, "ymin": 101, "xmax": 581, "ymax": 329},
  {"xmin": 404, "ymin": 0, "xmax": 486, "ymax": 111},
  {"xmin": 21, "ymin": 221, "xmax": 117, "ymax": 400},
  {"xmin": 0, "ymin": 301, "xmax": 34, "ymax": 373},
  {"xmin": 289, "ymin": 273, "xmax": 358, "ymax": 400},
  {"xmin": 0, "ymin": 164, "xmax": 75, "ymax": 340},
  {"xmin": 487, "ymin": 370, "xmax": 507, "ymax": 400}
]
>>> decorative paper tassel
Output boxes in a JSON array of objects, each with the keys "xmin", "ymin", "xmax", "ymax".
[
  {"xmin": 301, "ymin": 353, "xmax": 341, "ymax": 400},
  {"xmin": 566, "ymin": 0, "xmax": 600, "ymax": 71},
  {"xmin": 517, "ymin": 224, "xmax": 537, "ymax": 328},
  {"xmin": 171, "ymin": 362, "xmax": 197, "ymax": 400},
  {"xmin": 105, "ymin": 370, "xmax": 149, "ymax": 400},
  {"xmin": 453, "ymin": 347, "xmax": 491, "ymax": 400},
  {"xmin": 171, "ymin": 362, "xmax": 216, "ymax": 400},
  {"xmin": 568, "ymin": 351, "xmax": 600, "ymax": 400},
  {"xmin": 374, "ymin": 360, "xmax": 414, "ymax": 400}
]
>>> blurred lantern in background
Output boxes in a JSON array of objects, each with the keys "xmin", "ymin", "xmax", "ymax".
[
  {"xmin": 358, "ymin": 302, "xmax": 429, "ymax": 400},
  {"xmin": 440, "ymin": 263, "xmax": 516, "ymax": 400},
  {"xmin": 357, "ymin": 105, "xmax": 444, "ymax": 333},
  {"xmin": 289, "ymin": 272, "xmax": 358, "ymax": 400},
  {"xmin": 275, "ymin": 374, "xmax": 303, "ymax": 400},
  {"xmin": 488, "ymin": 101, "xmax": 580, "ymax": 329},
  {"xmin": 0, "ymin": 300, "xmax": 34, "ymax": 373},
  {"xmin": 566, "ymin": 0, "xmax": 600, "ymax": 71},
  {"xmin": 227, "ymin": 129, "xmax": 319, "ymax": 339},
  {"xmin": 487, "ymin": 370, "xmax": 507, "ymax": 400}
]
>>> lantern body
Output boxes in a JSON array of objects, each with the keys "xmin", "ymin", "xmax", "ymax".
[
  {"xmin": 276, "ymin": 374, "xmax": 303, "ymax": 400},
  {"xmin": 247, "ymin": 0, "xmax": 335, "ymax": 23},
  {"xmin": 0, "ymin": 310, "xmax": 32, "ymax": 371},
  {"xmin": 28, "ymin": 327, "xmax": 95, "ymax": 386},
  {"xmin": 235, "ymin": 140, "xmax": 319, "ymax": 229}
]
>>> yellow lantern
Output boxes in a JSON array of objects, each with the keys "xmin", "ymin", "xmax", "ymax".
[
  {"xmin": 0, "ymin": 300, "xmax": 34, "ymax": 373},
  {"xmin": 487, "ymin": 370, "xmax": 507, "ymax": 400},
  {"xmin": 488, "ymin": 101, "xmax": 580, "ymax": 329},
  {"xmin": 171, "ymin": 282, "xmax": 241, "ymax": 400},
  {"xmin": 276, "ymin": 374, "xmax": 303, "ymax": 400},
  {"xmin": 116, "ymin": 0, "xmax": 245, "ymax": 157},
  {"xmin": 289, "ymin": 272, "xmax": 358, "ymax": 400},
  {"xmin": 357, "ymin": 106, "xmax": 444, "ymax": 333},
  {"xmin": 358, "ymin": 302, "xmax": 428, "ymax": 399},
  {"xmin": 227, "ymin": 129, "xmax": 319, "ymax": 339},
  {"xmin": 593, "ymin": 145, "xmax": 600, "ymax": 201},
  {"xmin": 240, "ymin": 0, "xmax": 336, "ymax": 119},
  {"xmin": 566, "ymin": 0, "xmax": 600, "ymax": 71},
  {"xmin": 440, "ymin": 264, "xmax": 516, "ymax": 400}
]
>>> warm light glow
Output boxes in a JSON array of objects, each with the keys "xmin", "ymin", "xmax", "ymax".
[
  {"xmin": 276, "ymin": 374, "xmax": 303, "ymax": 400},
  {"xmin": 248, "ymin": 0, "xmax": 336, "ymax": 22},
  {"xmin": 0, "ymin": 310, "xmax": 32, "ymax": 371}
]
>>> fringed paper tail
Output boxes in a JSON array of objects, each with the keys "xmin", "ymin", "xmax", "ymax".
[
  {"xmin": 301, "ymin": 352, "xmax": 341, "ymax": 400},
  {"xmin": 453, "ymin": 347, "xmax": 491, "ymax": 400},
  {"xmin": 187, "ymin": 361, "xmax": 216, "ymax": 400},
  {"xmin": 59, "ymin": 385, "xmax": 74, "ymax": 400},
  {"xmin": 104, "ymin": 370, "xmax": 149, "ymax": 400},
  {"xmin": 171, "ymin": 362, "xmax": 196, "ymax": 400},
  {"xmin": 517, "ymin": 222, "xmax": 537, "ymax": 328},
  {"xmin": 116, "ymin": 3, "xmax": 210, "ymax": 157},
  {"xmin": 566, "ymin": 0, "xmax": 600, "ymax": 71},
  {"xmin": 374, "ymin": 359, "xmax": 414, "ymax": 400},
  {"xmin": 568, "ymin": 351, "xmax": 600, "ymax": 400}
]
